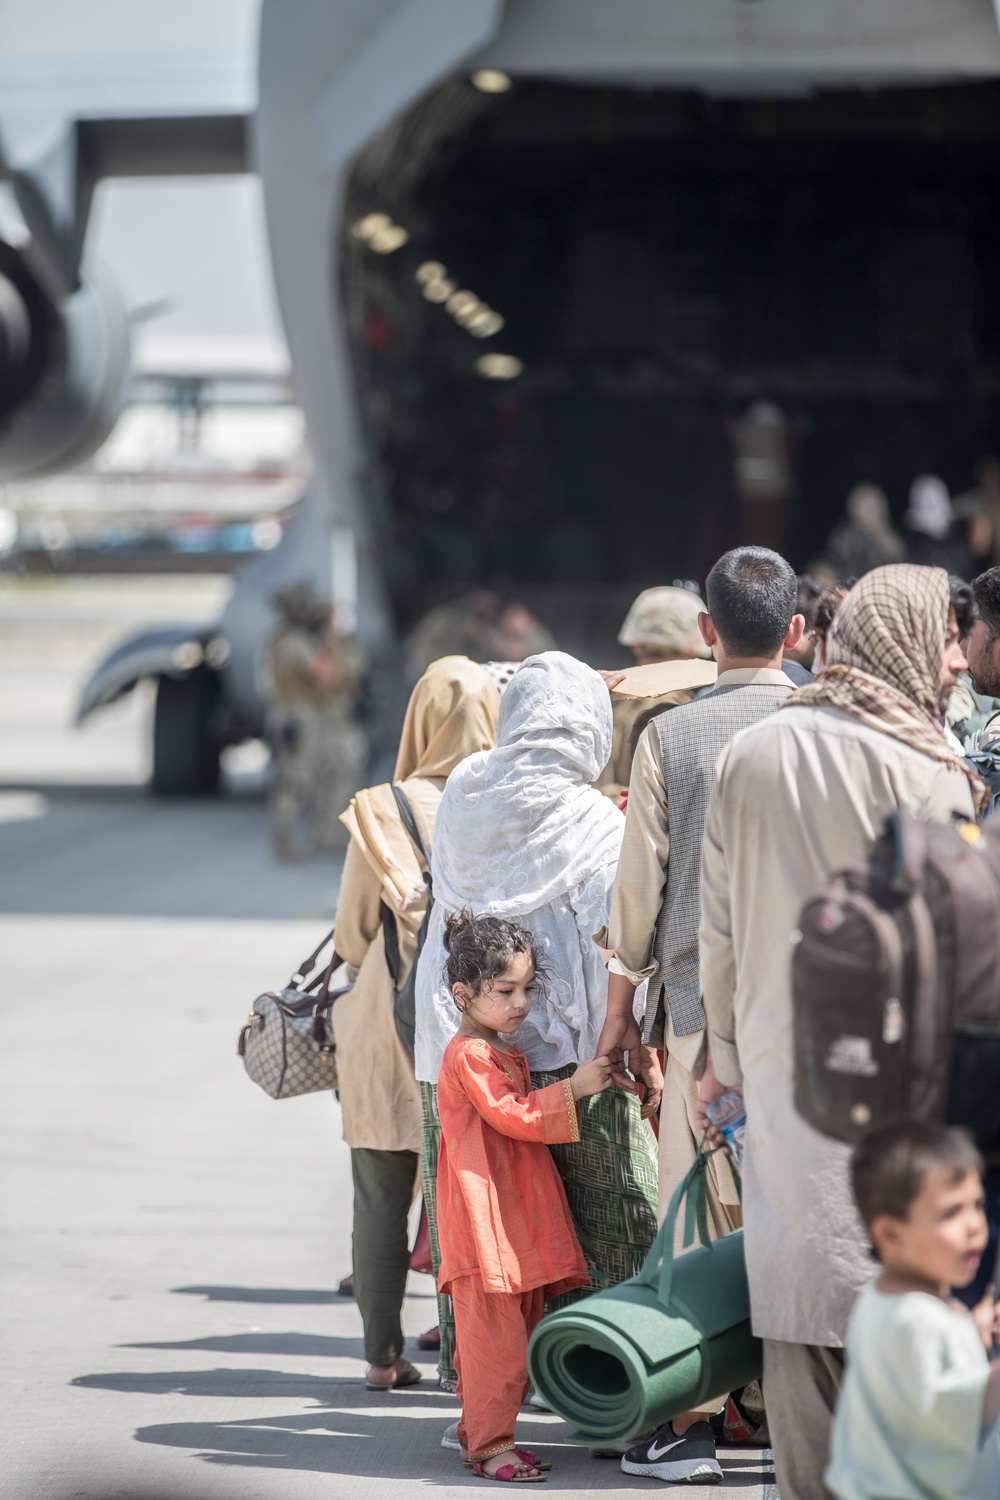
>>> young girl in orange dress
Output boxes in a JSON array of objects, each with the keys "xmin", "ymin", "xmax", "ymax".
[{"xmin": 435, "ymin": 910, "xmax": 612, "ymax": 1483}]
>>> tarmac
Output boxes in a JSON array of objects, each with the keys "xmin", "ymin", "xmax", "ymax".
[{"xmin": 0, "ymin": 576, "xmax": 777, "ymax": 1499}]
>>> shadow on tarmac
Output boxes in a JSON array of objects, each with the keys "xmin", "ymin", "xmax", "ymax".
[
  {"xmin": 72, "ymin": 1368, "xmax": 461, "ymax": 1401},
  {"xmin": 129, "ymin": 1409, "xmax": 773, "ymax": 1489},
  {"xmin": 0, "ymin": 783, "xmax": 343, "ymax": 920},
  {"xmin": 124, "ymin": 1333, "xmax": 371, "ymax": 1359},
  {"xmin": 172, "ymin": 1284, "xmax": 341, "ymax": 1303},
  {"xmin": 72, "ymin": 1364, "xmax": 774, "ymax": 1490}
]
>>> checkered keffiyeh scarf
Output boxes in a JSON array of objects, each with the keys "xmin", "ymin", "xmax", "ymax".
[{"xmin": 784, "ymin": 564, "xmax": 985, "ymax": 811}]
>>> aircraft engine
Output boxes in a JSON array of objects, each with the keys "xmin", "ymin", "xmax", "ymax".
[{"xmin": 0, "ymin": 238, "xmax": 129, "ymax": 479}]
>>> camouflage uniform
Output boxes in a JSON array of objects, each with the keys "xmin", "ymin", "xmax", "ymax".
[
  {"xmin": 267, "ymin": 585, "xmax": 364, "ymax": 858},
  {"xmin": 947, "ymin": 676, "xmax": 1000, "ymax": 818}
]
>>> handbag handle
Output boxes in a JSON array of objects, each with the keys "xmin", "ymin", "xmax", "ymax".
[
  {"xmin": 637, "ymin": 1138, "xmax": 741, "ymax": 1307},
  {"xmin": 289, "ymin": 926, "xmax": 337, "ymax": 988}
]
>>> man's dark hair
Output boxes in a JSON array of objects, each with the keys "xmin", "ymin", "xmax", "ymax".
[
  {"xmin": 705, "ymin": 547, "xmax": 797, "ymax": 657},
  {"xmin": 851, "ymin": 1120, "xmax": 983, "ymax": 1240},
  {"xmin": 948, "ymin": 576, "xmax": 976, "ymax": 641},
  {"xmin": 795, "ymin": 575, "xmax": 823, "ymax": 631},
  {"xmin": 972, "ymin": 567, "xmax": 1000, "ymax": 646},
  {"xmin": 812, "ymin": 580, "xmax": 855, "ymax": 648}
]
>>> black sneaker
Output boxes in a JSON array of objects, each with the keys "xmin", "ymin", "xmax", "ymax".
[{"xmin": 620, "ymin": 1421, "xmax": 723, "ymax": 1485}]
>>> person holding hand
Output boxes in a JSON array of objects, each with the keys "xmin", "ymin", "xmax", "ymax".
[
  {"xmin": 435, "ymin": 910, "xmax": 611, "ymax": 1482},
  {"xmin": 418, "ymin": 651, "xmax": 662, "ymax": 1345}
]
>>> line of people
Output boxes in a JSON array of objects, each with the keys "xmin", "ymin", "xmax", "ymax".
[
  {"xmin": 327, "ymin": 549, "xmax": 1000, "ymax": 1498},
  {"xmin": 819, "ymin": 461, "xmax": 1000, "ymax": 584}
]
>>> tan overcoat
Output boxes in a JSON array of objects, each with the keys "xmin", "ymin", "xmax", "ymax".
[
  {"xmin": 700, "ymin": 703, "xmax": 975, "ymax": 1347},
  {"xmin": 333, "ymin": 778, "xmax": 442, "ymax": 1152},
  {"xmin": 330, "ymin": 656, "xmax": 499, "ymax": 1153}
]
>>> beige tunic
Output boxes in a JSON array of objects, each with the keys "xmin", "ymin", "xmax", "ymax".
[
  {"xmin": 597, "ymin": 690, "xmax": 693, "ymax": 801},
  {"xmin": 332, "ymin": 777, "xmax": 442, "ymax": 1153},
  {"xmin": 700, "ymin": 703, "xmax": 975, "ymax": 1347}
]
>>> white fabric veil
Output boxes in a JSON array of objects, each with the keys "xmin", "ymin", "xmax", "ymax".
[
  {"xmin": 431, "ymin": 651, "xmax": 624, "ymax": 915},
  {"xmin": 415, "ymin": 652, "xmax": 626, "ymax": 1081}
]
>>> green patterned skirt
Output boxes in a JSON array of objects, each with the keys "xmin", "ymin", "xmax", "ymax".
[
  {"xmin": 419, "ymin": 1081, "xmax": 457, "ymax": 1386},
  {"xmin": 420, "ymin": 1072, "xmax": 659, "ymax": 1383},
  {"xmin": 533, "ymin": 1065, "xmax": 659, "ymax": 1306}
]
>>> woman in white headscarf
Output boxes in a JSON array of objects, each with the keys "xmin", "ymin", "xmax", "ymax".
[{"xmin": 416, "ymin": 652, "xmax": 661, "ymax": 1364}]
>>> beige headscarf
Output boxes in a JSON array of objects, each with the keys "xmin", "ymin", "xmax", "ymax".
[
  {"xmin": 342, "ymin": 656, "xmax": 500, "ymax": 912},
  {"xmin": 393, "ymin": 655, "xmax": 500, "ymax": 781},
  {"xmin": 785, "ymin": 565, "xmax": 984, "ymax": 810}
]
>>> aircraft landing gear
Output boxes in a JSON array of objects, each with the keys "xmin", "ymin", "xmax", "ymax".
[{"xmin": 151, "ymin": 667, "xmax": 222, "ymax": 796}]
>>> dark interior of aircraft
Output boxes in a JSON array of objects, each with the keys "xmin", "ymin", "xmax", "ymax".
[{"xmin": 344, "ymin": 79, "xmax": 1000, "ymax": 647}]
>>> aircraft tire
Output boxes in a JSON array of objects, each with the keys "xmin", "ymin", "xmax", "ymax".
[{"xmin": 152, "ymin": 667, "xmax": 222, "ymax": 796}]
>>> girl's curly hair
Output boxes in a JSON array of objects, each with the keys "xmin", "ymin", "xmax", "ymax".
[{"xmin": 443, "ymin": 909, "xmax": 544, "ymax": 1006}]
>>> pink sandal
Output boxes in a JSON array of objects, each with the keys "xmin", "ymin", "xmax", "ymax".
[
  {"xmin": 465, "ymin": 1449, "xmax": 551, "ymax": 1471},
  {"xmin": 472, "ymin": 1458, "xmax": 545, "ymax": 1483}
]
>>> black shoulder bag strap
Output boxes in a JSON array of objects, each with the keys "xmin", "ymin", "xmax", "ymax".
[
  {"xmin": 379, "ymin": 784, "xmax": 432, "ymax": 1050},
  {"xmin": 391, "ymin": 784, "xmax": 431, "ymax": 868}
]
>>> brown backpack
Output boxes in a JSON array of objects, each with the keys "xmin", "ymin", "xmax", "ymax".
[{"xmin": 791, "ymin": 811, "xmax": 1000, "ymax": 1148}]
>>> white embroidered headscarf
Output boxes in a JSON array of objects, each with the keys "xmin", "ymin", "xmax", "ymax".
[{"xmin": 431, "ymin": 651, "xmax": 624, "ymax": 916}]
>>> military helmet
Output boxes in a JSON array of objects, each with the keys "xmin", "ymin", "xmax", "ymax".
[{"xmin": 273, "ymin": 580, "xmax": 331, "ymax": 627}]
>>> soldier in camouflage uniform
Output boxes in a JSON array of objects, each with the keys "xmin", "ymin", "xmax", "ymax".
[
  {"xmin": 267, "ymin": 582, "xmax": 364, "ymax": 859},
  {"xmin": 960, "ymin": 568, "xmax": 1000, "ymax": 816}
]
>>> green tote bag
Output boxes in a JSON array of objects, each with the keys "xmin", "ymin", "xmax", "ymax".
[{"xmin": 527, "ymin": 1145, "xmax": 762, "ymax": 1443}]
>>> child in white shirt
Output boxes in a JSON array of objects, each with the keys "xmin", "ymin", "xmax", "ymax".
[{"xmin": 827, "ymin": 1120, "xmax": 1000, "ymax": 1500}]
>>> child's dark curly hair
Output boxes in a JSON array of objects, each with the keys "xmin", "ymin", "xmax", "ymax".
[{"xmin": 443, "ymin": 909, "xmax": 544, "ymax": 1006}]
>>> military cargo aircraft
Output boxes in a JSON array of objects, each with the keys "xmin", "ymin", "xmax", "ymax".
[{"xmin": 3, "ymin": 0, "xmax": 1000, "ymax": 790}]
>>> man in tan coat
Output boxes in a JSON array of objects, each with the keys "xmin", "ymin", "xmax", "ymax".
[{"xmin": 697, "ymin": 565, "xmax": 976, "ymax": 1500}]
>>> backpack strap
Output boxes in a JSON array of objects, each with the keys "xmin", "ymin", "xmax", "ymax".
[
  {"xmin": 383, "ymin": 784, "xmax": 433, "ymax": 1053},
  {"xmin": 392, "ymin": 783, "xmax": 431, "ymax": 872},
  {"xmin": 886, "ymin": 810, "xmax": 927, "ymax": 894}
]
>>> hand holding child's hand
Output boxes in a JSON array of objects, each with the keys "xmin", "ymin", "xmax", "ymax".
[
  {"xmin": 970, "ymin": 1283, "xmax": 997, "ymax": 1352},
  {"xmin": 571, "ymin": 1056, "xmax": 613, "ymax": 1100},
  {"xmin": 638, "ymin": 1045, "xmax": 663, "ymax": 1120}
]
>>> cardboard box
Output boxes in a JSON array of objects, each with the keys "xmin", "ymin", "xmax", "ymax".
[{"xmin": 610, "ymin": 659, "xmax": 717, "ymax": 699}]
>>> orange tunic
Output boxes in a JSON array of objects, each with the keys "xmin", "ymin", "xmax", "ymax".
[{"xmin": 436, "ymin": 1034, "xmax": 590, "ymax": 1297}]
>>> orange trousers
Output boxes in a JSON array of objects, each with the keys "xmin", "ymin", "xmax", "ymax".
[{"xmin": 451, "ymin": 1277, "xmax": 546, "ymax": 1462}]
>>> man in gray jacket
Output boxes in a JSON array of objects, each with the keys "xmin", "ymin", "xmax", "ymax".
[{"xmin": 596, "ymin": 545, "xmax": 805, "ymax": 1485}]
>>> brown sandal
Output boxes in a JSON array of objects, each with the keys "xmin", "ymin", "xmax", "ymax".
[{"xmin": 365, "ymin": 1357, "xmax": 422, "ymax": 1391}]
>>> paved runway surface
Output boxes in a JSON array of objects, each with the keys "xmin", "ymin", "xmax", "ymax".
[{"xmin": 1, "ymin": 577, "xmax": 776, "ymax": 1499}]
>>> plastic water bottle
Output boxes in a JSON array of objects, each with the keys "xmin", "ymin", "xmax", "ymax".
[{"xmin": 705, "ymin": 1090, "xmax": 746, "ymax": 1166}]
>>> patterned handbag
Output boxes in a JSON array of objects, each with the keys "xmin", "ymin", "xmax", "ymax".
[{"xmin": 237, "ymin": 928, "xmax": 350, "ymax": 1099}]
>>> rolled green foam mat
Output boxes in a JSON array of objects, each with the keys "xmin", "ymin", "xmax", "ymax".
[{"xmin": 528, "ymin": 1156, "xmax": 762, "ymax": 1443}]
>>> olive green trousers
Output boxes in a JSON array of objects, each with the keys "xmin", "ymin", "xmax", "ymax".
[{"xmin": 350, "ymin": 1146, "xmax": 420, "ymax": 1366}]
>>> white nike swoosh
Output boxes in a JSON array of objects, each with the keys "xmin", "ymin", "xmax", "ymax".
[{"xmin": 646, "ymin": 1437, "xmax": 684, "ymax": 1461}]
